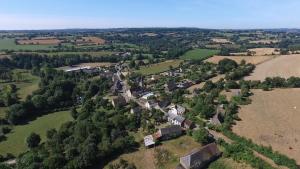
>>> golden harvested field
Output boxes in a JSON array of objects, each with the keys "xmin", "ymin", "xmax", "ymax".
[
  {"xmin": 17, "ymin": 38, "xmax": 61, "ymax": 45},
  {"xmin": 76, "ymin": 62, "xmax": 114, "ymax": 68},
  {"xmin": 248, "ymin": 48, "xmax": 279, "ymax": 56},
  {"xmin": 250, "ymin": 39, "xmax": 279, "ymax": 44},
  {"xmin": 245, "ymin": 54, "xmax": 300, "ymax": 81},
  {"xmin": 205, "ymin": 55, "xmax": 275, "ymax": 65},
  {"xmin": 212, "ymin": 38, "xmax": 232, "ymax": 44},
  {"xmin": 233, "ymin": 89, "xmax": 300, "ymax": 164},
  {"xmin": 76, "ymin": 36, "xmax": 105, "ymax": 45}
]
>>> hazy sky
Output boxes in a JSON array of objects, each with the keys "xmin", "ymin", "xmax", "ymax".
[{"xmin": 0, "ymin": 0, "xmax": 300, "ymax": 30}]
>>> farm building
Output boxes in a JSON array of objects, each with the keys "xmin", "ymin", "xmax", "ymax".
[
  {"xmin": 178, "ymin": 143, "xmax": 221, "ymax": 169},
  {"xmin": 156, "ymin": 125, "xmax": 182, "ymax": 140},
  {"xmin": 183, "ymin": 119, "xmax": 195, "ymax": 129},
  {"xmin": 111, "ymin": 95, "xmax": 127, "ymax": 108},
  {"xmin": 130, "ymin": 106, "xmax": 142, "ymax": 115},
  {"xmin": 144, "ymin": 135, "xmax": 155, "ymax": 148}
]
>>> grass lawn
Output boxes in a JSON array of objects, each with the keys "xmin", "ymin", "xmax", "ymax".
[
  {"xmin": 180, "ymin": 49, "xmax": 220, "ymax": 60},
  {"xmin": 208, "ymin": 157, "xmax": 254, "ymax": 169},
  {"xmin": 0, "ymin": 70, "xmax": 40, "ymax": 101},
  {"xmin": 18, "ymin": 51, "xmax": 115, "ymax": 57},
  {"xmin": 136, "ymin": 60, "xmax": 182, "ymax": 75},
  {"xmin": 0, "ymin": 110, "xmax": 73, "ymax": 156},
  {"xmin": 0, "ymin": 107, "xmax": 7, "ymax": 118},
  {"xmin": 0, "ymin": 38, "xmax": 55, "ymax": 51}
]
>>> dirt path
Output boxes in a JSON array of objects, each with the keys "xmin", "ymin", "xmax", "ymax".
[
  {"xmin": 208, "ymin": 129, "xmax": 288, "ymax": 169},
  {"xmin": 187, "ymin": 74, "xmax": 225, "ymax": 93}
]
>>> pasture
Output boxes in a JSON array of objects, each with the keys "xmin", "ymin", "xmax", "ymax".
[
  {"xmin": 0, "ymin": 70, "xmax": 41, "ymax": 101},
  {"xmin": 0, "ymin": 110, "xmax": 72, "ymax": 156},
  {"xmin": 136, "ymin": 60, "xmax": 182, "ymax": 75},
  {"xmin": 180, "ymin": 49, "xmax": 220, "ymax": 60},
  {"xmin": 245, "ymin": 54, "xmax": 300, "ymax": 81},
  {"xmin": 232, "ymin": 89, "xmax": 300, "ymax": 164},
  {"xmin": 0, "ymin": 38, "xmax": 55, "ymax": 51}
]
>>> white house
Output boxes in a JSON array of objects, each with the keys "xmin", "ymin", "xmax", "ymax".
[
  {"xmin": 144, "ymin": 135, "xmax": 155, "ymax": 147},
  {"xmin": 168, "ymin": 112, "xmax": 185, "ymax": 126},
  {"xmin": 168, "ymin": 104, "xmax": 186, "ymax": 116},
  {"xmin": 141, "ymin": 92, "xmax": 154, "ymax": 100},
  {"xmin": 145, "ymin": 100, "xmax": 158, "ymax": 110}
]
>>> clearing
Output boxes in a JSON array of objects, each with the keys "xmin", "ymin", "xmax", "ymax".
[
  {"xmin": 136, "ymin": 60, "xmax": 182, "ymax": 75},
  {"xmin": 180, "ymin": 49, "xmax": 220, "ymax": 60},
  {"xmin": 232, "ymin": 89, "xmax": 300, "ymax": 164},
  {"xmin": 245, "ymin": 54, "xmax": 300, "ymax": 81},
  {"xmin": 0, "ymin": 110, "xmax": 72, "ymax": 156}
]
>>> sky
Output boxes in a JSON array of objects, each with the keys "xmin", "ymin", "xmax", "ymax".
[{"xmin": 0, "ymin": 0, "xmax": 300, "ymax": 30}]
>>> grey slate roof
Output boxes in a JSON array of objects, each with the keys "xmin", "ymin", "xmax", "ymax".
[
  {"xmin": 174, "ymin": 115, "xmax": 185, "ymax": 124},
  {"xmin": 180, "ymin": 143, "xmax": 221, "ymax": 169},
  {"xmin": 160, "ymin": 125, "xmax": 182, "ymax": 136}
]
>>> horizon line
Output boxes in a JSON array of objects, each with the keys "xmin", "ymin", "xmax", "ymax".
[{"xmin": 0, "ymin": 27, "xmax": 299, "ymax": 31}]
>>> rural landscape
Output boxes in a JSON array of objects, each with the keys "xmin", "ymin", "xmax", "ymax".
[
  {"xmin": 1, "ymin": 28, "xmax": 300, "ymax": 169},
  {"xmin": 1, "ymin": 0, "xmax": 300, "ymax": 169}
]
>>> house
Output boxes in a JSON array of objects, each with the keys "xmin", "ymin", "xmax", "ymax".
[
  {"xmin": 168, "ymin": 104, "xmax": 186, "ymax": 115},
  {"xmin": 179, "ymin": 143, "xmax": 221, "ymax": 169},
  {"xmin": 130, "ymin": 106, "xmax": 142, "ymax": 115},
  {"xmin": 210, "ymin": 113, "xmax": 222, "ymax": 126},
  {"xmin": 231, "ymin": 89, "xmax": 241, "ymax": 97},
  {"xmin": 144, "ymin": 135, "xmax": 155, "ymax": 148},
  {"xmin": 126, "ymin": 87, "xmax": 145, "ymax": 98},
  {"xmin": 111, "ymin": 95, "xmax": 127, "ymax": 108},
  {"xmin": 156, "ymin": 125, "xmax": 182, "ymax": 140},
  {"xmin": 64, "ymin": 66, "xmax": 92, "ymax": 73},
  {"xmin": 177, "ymin": 80, "xmax": 193, "ymax": 89},
  {"xmin": 112, "ymin": 74, "xmax": 120, "ymax": 83},
  {"xmin": 158, "ymin": 100, "xmax": 171, "ymax": 109},
  {"xmin": 141, "ymin": 92, "xmax": 155, "ymax": 100},
  {"xmin": 111, "ymin": 80, "xmax": 123, "ymax": 95},
  {"xmin": 165, "ymin": 81, "xmax": 177, "ymax": 92},
  {"xmin": 168, "ymin": 112, "xmax": 185, "ymax": 126},
  {"xmin": 183, "ymin": 119, "xmax": 195, "ymax": 129},
  {"xmin": 145, "ymin": 100, "xmax": 158, "ymax": 110},
  {"xmin": 99, "ymin": 71, "xmax": 114, "ymax": 79},
  {"xmin": 210, "ymin": 105, "xmax": 225, "ymax": 126}
]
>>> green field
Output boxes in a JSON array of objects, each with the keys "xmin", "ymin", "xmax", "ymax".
[
  {"xmin": 0, "ymin": 107, "xmax": 7, "ymax": 118},
  {"xmin": 180, "ymin": 49, "xmax": 220, "ymax": 60},
  {"xmin": 0, "ymin": 39, "xmax": 55, "ymax": 51},
  {"xmin": 136, "ymin": 60, "xmax": 182, "ymax": 75},
  {"xmin": 0, "ymin": 110, "xmax": 73, "ymax": 156},
  {"xmin": 0, "ymin": 70, "xmax": 40, "ymax": 101},
  {"xmin": 18, "ymin": 51, "xmax": 115, "ymax": 57}
]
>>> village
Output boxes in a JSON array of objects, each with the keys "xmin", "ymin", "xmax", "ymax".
[{"xmin": 60, "ymin": 60, "xmax": 235, "ymax": 168}]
